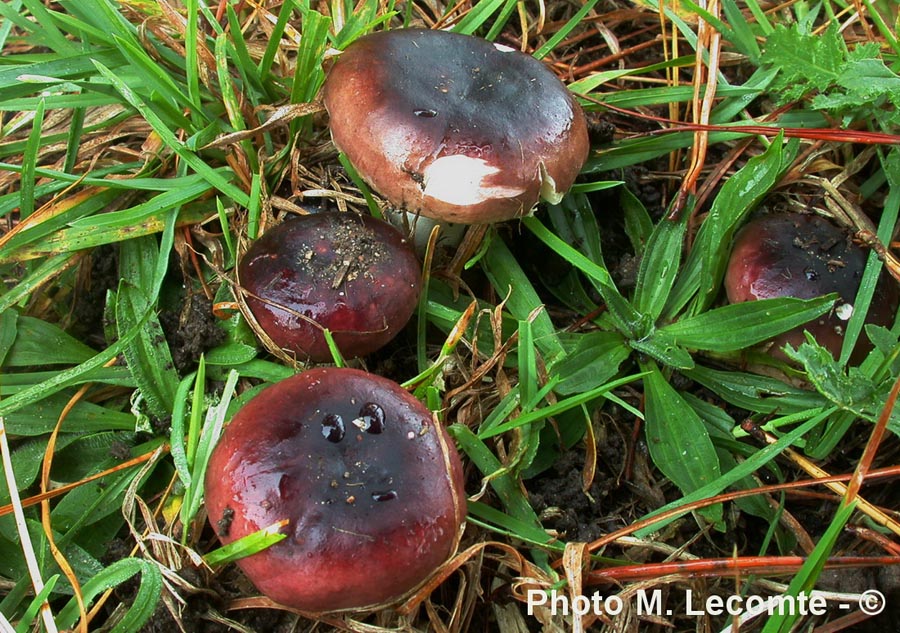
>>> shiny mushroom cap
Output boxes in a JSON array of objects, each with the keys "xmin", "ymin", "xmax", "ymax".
[
  {"xmin": 724, "ymin": 212, "xmax": 898, "ymax": 361},
  {"xmin": 205, "ymin": 368, "xmax": 467, "ymax": 613},
  {"xmin": 322, "ymin": 29, "xmax": 590, "ymax": 224},
  {"xmin": 238, "ymin": 212, "xmax": 421, "ymax": 362}
]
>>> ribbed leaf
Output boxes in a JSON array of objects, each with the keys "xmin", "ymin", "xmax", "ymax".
[
  {"xmin": 684, "ymin": 364, "xmax": 826, "ymax": 414},
  {"xmin": 633, "ymin": 211, "xmax": 687, "ymax": 320},
  {"xmin": 554, "ymin": 331, "xmax": 631, "ymax": 395},
  {"xmin": 642, "ymin": 361, "xmax": 722, "ymax": 524},
  {"xmin": 661, "ymin": 295, "xmax": 836, "ymax": 352}
]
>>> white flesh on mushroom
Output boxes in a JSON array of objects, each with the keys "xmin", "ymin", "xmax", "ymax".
[
  {"xmin": 538, "ymin": 161, "xmax": 564, "ymax": 205},
  {"xmin": 422, "ymin": 155, "xmax": 525, "ymax": 206}
]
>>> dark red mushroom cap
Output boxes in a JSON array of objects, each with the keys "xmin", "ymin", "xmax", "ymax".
[
  {"xmin": 238, "ymin": 212, "xmax": 421, "ymax": 362},
  {"xmin": 204, "ymin": 367, "xmax": 467, "ymax": 613},
  {"xmin": 724, "ymin": 212, "xmax": 898, "ymax": 360},
  {"xmin": 322, "ymin": 29, "xmax": 590, "ymax": 224}
]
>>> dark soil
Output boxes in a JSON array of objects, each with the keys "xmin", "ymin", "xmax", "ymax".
[
  {"xmin": 528, "ymin": 413, "xmax": 656, "ymax": 544},
  {"xmin": 68, "ymin": 244, "xmax": 118, "ymax": 346},
  {"xmin": 528, "ymin": 449, "xmax": 622, "ymax": 544},
  {"xmin": 159, "ymin": 293, "xmax": 226, "ymax": 375}
]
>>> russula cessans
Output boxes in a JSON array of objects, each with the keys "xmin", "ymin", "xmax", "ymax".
[
  {"xmin": 724, "ymin": 212, "xmax": 898, "ymax": 361},
  {"xmin": 322, "ymin": 29, "xmax": 590, "ymax": 224},
  {"xmin": 205, "ymin": 367, "xmax": 467, "ymax": 612},
  {"xmin": 238, "ymin": 212, "xmax": 421, "ymax": 362}
]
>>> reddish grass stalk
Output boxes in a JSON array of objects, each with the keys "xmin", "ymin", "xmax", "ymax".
[
  {"xmin": 585, "ymin": 96, "xmax": 900, "ymax": 145},
  {"xmin": 586, "ymin": 555, "xmax": 900, "ymax": 584}
]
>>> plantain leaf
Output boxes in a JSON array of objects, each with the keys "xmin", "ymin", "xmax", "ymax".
[
  {"xmin": 661, "ymin": 295, "xmax": 836, "ymax": 352},
  {"xmin": 631, "ymin": 330, "xmax": 695, "ymax": 370},
  {"xmin": 641, "ymin": 361, "xmax": 722, "ymax": 524},
  {"xmin": 685, "ymin": 363, "xmax": 826, "ymax": 415},
  {"xmin": 4, "ymin": 315, "xmax": 96, "ymax": 366},
  {"xmin": 554, "ymin": 330, "xmax": 631, "ymax": 395},
  {"xmin": 632, "ymin": 210, "xmax": 687, "ymax": 321},
  {"xmin": 665, "ymin": 132, "xmax": 797, "ymax": 318},
  {"xmin": 620, "ymin": 187, "xmax": 654, "ymax": 253}
]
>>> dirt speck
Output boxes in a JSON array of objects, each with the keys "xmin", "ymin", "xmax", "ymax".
[{"xmin": 294, "ymin": 213, "xmax": 391, "ymax": 287}]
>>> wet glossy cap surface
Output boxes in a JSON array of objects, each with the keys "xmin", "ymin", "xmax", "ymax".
[
  {"xmin": 205, "ymin": 367, "xmax": 467, "ymax": 612},
  {"xmin": 322, "ymin": 29, "xmax": 590, "ymax": 224},
  {"xmin": 238, "ymin": 212, "xmax": 421, "ymax": 362},
  {"xmin": 725, "ymin": 212, "xmax": 897, "ymax": 359}
]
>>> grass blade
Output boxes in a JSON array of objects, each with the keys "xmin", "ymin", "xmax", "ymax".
[
  {"xmin": 635, "ymin": 408, "xmax": 832, "ymax": 536},
  {"xmin": 533, "ymin": 0, "xmax": 601, "ymax": 60},
  {"xmin": 760, "ymin": 502, "xmax": 856, "ymax": 633},
  {"xmin": 481, "ymin": 231, "xmax": 565, "ymax": 361},
  {"xmin": 19, "ymin": 97, "xmax": 44, "ymax": 220},
  {"xmin": 91, "ymin": 61, "xmax": 249, "ymax": 206},
  {"xmin": 55, "ymin": 558, "xmax": 161, "ymax": 632},
  {"xmin": 203, "ymin": 520, "xmax": 288, "ymax": 567}
]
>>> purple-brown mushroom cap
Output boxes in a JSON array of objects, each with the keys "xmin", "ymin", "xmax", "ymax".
[
  {"xmin": 205, "ymin": 367, "xmax": 467, "ymax": 613},
  {"xmin": 238, "ymin": 212, "xmax": 421, "ymax": 362},
  {"xmin": 724, "ymin": 212, "xmax": 898, "ymax": 360},
  {"xmin": 322, "ymin": 29, "xmax": 590, "ymax": 224}
]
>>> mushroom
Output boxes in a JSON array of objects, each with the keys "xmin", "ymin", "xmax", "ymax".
[
  {"xmin": 322, "ymin": 29, "xmax": 590, "ymax": 224},
  {"xmin": 238, "ymin": 212, "xmax": 421, "ymax": 362},
  {"xmin": 724, "ymin": 212, "xmax": 898, "ymax": 360},
  {"xmin": 204, "ymin": 367, "xmax": 467, "ymax": 612}
]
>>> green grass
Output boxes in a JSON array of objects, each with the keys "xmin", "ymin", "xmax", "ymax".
[{"xmin": 1, "ymin": 0, "xmax": 899, "ymax": 631}]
